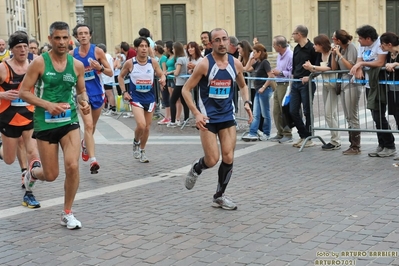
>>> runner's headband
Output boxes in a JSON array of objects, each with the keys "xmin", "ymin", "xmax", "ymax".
[{"xmin": 9, "ymin": 36, "xmax": 29, "ymax": 49}]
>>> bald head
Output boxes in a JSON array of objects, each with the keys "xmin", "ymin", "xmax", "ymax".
[{"xmin": 0, "ymin": 39, "xmax": 6, "ymax": 53}]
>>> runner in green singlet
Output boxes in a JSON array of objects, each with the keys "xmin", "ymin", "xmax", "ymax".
[{"xmin": 19, "ymin": 21, "xmax": 91, "ymax": 230}]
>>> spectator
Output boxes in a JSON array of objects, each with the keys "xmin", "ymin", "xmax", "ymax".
[
  {"xmin": 331, "ymin": 29, "xmax": 362, "ymax": 155},
  {"xmin": 303, "ymin": 34, "xmax": 341, "ymax": 151},
  {"xmin": 350, "ymin": 25, "xmax": 394, "ymax": 157},
  {"xmin": 242, "ymin": 44, "xmax": 274, "ymax": 141},
  {"xmin": 228, "ymin": 36, "xmax": 239, "ymax": 58},
  {"xmin": 270, "ymin": 35, "xmax": 293, "ymax": 143},
  {"xmin": 200, "ymin": 31, "xmax": 212, "ymax": 56},
  {"xmin": 97, "ymin": 43, "xmax": 116, "ymax": 115},
  {"xmin": 290, "ymin": 25, "xmax": 320, "ymax": 148}
]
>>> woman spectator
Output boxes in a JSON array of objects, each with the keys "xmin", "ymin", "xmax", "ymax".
[
  {"xmin": 238, "ymin": 40, "xmax": 252, "ymax": 68},
  {"xmin": 158, "ymin": 41, "xmax": 176, "ymax": 125},
  {"xmin": 113, "ymin": 44, "xmax": 126, "ymax": 96},
  {"xmin": 331, "ymin": 29, "xmax": 361, "ymax": 155},
  {"xmin": 186, "ymin": 41, "xmax": 203, "ymax": 74},
  {"xmin": 168, "ymin": 42, "xmax": 190, "ymax": 127},
  {"xmin": 380, "ymin": 32, "xmax": 399, "ymax": 160},
  {"xmin": 154, "ymin": 45, "xmax": 170, "ymax": 123},
  {"xmin": 242, "ymin": 44, "xmax": 274, "ymax": 141},
  {"xmin": 303, "ymin": 34, "xmax": 341, "ymax": 151},
  {"xmin": 186, "ymin": 41, "xmax": 203, "ymax": 107}
]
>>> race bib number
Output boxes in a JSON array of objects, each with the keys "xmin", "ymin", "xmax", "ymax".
[
  {"xmin": 44, "ymin": 108, "xmax": 71, "ymax": 123},
  {"xmin": 84, "ymin": 68, "xmax": 95, "ymax": 81},
  {"xmin": 11, "ymin": 98, "xmax": 29, "ymax": 107},
  {"xmin": 209, "ymin": 80, "xmax": 231, "ymax": 99},
  {"xmin": 136, "ymin": 79, "xmax": 152, "ymax": 92}
]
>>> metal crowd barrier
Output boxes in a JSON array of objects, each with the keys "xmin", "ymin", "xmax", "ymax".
[{"xmin": 300, "ymin": 68, "xmax": 399, "ymax": 152}]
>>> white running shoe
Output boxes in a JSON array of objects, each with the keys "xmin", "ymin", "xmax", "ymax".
[
  {"xmin": 212, "ymin": 195, "xmax": 237, "ymax": 210},
  {"xmin": 139, "ymin": 150, "xmax": 149, "ymax": 163},
  {"xmin": 185, "ymin": 160, "xmax": 200, "ymax": 190},
  {"xmin": 133, "ymin": 141, "xmax": 140, "ymax": 159},
  {"xmin": 60, "ymin": 211, "xmax": 82, "ymax": 230}
]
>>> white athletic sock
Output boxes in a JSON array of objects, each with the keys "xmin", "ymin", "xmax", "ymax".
[{"xmin": 89, "ymin": 157, "xmax": 97, "ymax": 163}]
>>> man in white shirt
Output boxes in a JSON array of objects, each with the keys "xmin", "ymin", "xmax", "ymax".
[{"xmin": 350, "ymin": 25, "xmax": 394, "ymax": 158}]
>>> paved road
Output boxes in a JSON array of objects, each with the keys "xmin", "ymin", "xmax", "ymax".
[{"xmin": 1, "ymin": 112, "xmax": 399, "ymax": 266}]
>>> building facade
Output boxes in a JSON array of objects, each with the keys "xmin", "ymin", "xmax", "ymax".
[
  {"xmin": 16, "ymin": 0, "xmax": 397, "ymax": 55},
  {"xmin": 0, "ymin": 0, "xmax": 28, "ymax": 41}
]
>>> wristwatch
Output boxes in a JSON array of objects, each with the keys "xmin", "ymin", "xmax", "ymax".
[
  {"xmin": 244, "ymin": 100, "xmax": 252, "ymax": 107},
  {"xmin": 100, "ymin": 66, "xmax": 105, "ymax": 72}
]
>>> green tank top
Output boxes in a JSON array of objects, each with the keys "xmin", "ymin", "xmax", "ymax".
[{"xmin": 34, "ymin": 53, "xmax": 78, "ymax": 131}]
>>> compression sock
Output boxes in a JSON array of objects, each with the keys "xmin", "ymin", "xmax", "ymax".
[
  {"xmin": 194, "ymin": 157, "xmax": 209, "ymax": 175},
  {"xmin": 214, "ymin": 161, "xmax": 233, "ymax": 199}
]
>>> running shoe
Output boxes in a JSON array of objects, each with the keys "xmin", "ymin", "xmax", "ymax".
[
  {"xmin": 21, "ymin": 170, "xmax": 27, "ymax": 189},
  {"xmin": 133, "ymin": 141, "xmax": 140, "ymax": 159},
  {"xmin": 60, "ymin": 211, "xmax": 82, "ymax": 230},
  {"xmin": 212, "ymin": 195, "xmax": 237, "ymax": 210},
  {"xmin": 90, "ymin": 160, "xmax": 100, "ymax": 174},
  {"xmin": 185, "ymin": 160, "xmax": 200, "ymax": 190},
  {"xmin": 24, "ymin": 160, "xmax": 41, "ymax": 191},
  {"xmin": 157, "ymin": 118, "xmax": 170, "ymax": 125},
  {"xmin": 139, "ymin": 150, "xmax": 149, "ymax": 163},
  {"xmin": 81, "ymin": 139, "xmax": 89, "ymax": 162},
  {"xmin": 22, "ymin": 191, "xmax": 41, "ymax": 208},
  {"xmin": 167, "ymin": 122, "xmax": 177, "ymax": 128},
  {"xmin": 103, "ymin": 109, "xmax": 117, "ymax": 116}
]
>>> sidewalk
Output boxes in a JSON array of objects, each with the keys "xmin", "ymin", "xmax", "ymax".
[{"xmin": 1, "ymin": 121, "xmax": 399, "ymax": 265}]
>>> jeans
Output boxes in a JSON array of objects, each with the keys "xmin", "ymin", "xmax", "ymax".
[
  {"xmin": 289, "ymin": 81, "xmax": 316, "ymax": 138},
  {"xmin": 249, "ymin": 87, "xmax": 272, "ymax": 136}
]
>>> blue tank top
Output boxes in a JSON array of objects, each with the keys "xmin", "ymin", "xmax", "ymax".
[
  {"xmin": 197, "ymin": 54, "xmax": 236, "ymax": 123},
  {"xmin": 128, "ymin": 57, "xmax": 155, "ymax": 104},
  {"xmin": 73, "ymin": 44, "xmax": 103, "ymax": 97}
]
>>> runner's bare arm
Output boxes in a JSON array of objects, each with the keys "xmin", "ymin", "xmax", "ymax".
[
  {"xmin": 182, "ymin": 57, "xmax": 208, "ymax": 116},
  {"xmin": 19, "ymin": 57, "xmax": 69, "ymax": 116},
  {"xmin": 152, "ymin": 60, "xmax": 166, "ymax": 87},
  {"xmin": 118, "ymin": 59, "xmax": 133, "ymax": 101},
  {"xmin": 73, "ymin": 60, "xmax": 90, "ymax": 115},
  {"xmin": 19, "ymin": 57, "xmax": 46, "ymax": 108},
  {"xmin": 0, "ymin": 63, "xmax": 18, "ymax": 100},
  {"xmin": 95, "ymin": 47, "xmax": 113, "ymax": 77},
  {"xmin": 118, "ymin": 59, "xmax": 133, "ymax": 93},
  {"xmin": 234, "ymin": 58, "xmax": 253, "ymax": 124}
]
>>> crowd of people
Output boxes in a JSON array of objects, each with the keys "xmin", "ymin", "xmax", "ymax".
[{"xmin": 2, "ymin": 21, "xmax": 399, "ymax": 228}]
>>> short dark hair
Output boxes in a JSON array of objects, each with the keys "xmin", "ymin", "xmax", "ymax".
[
  {"xmin": 29, "ymin": 39, "xmax": 39, "ymax": 46},
  {"xmin": 8, "ymin": 31, "xmax": 29, "ymax": 49},
  {"xmin": 97, "ymin": 43, "xmax": 107, "ymax": 53},
  {"xmin": 201, "ymin": 31, "xmax": 211, "ymax": 40},
  {"xmin": 273, "ymin": 35, "xmax": 288, "ymax": 48},
  {"xmin": 138, "ymin": 28, "xmax": 151, "ymax": 38},
  {"xmin": 73, "ymin": 24, "xmax": 93, "ymax": 39},
  {"xmin": 296, "ymin": 25, "xmax": 308, "ymax": 38},
  {"xmin": 120, "ymin": 41, "xmax": 130, "ymax": 52},
  {"xmin": 210, "ymin": 28, "xmax": 229, "ymax": 41},
  {"xmin": 155, "ymin": 40, "xmax": 164, "ymax": 46},
  {"xmin": 356, "ymin": 25, "xmax": 378, "ymax": 42},
  {"xmin": 133, "ymin": 37, "xmax": 150, "ymax": 48},
  {"xmin": 49, "ymin": 21, "xmax": 70, "ymax": 36}
]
